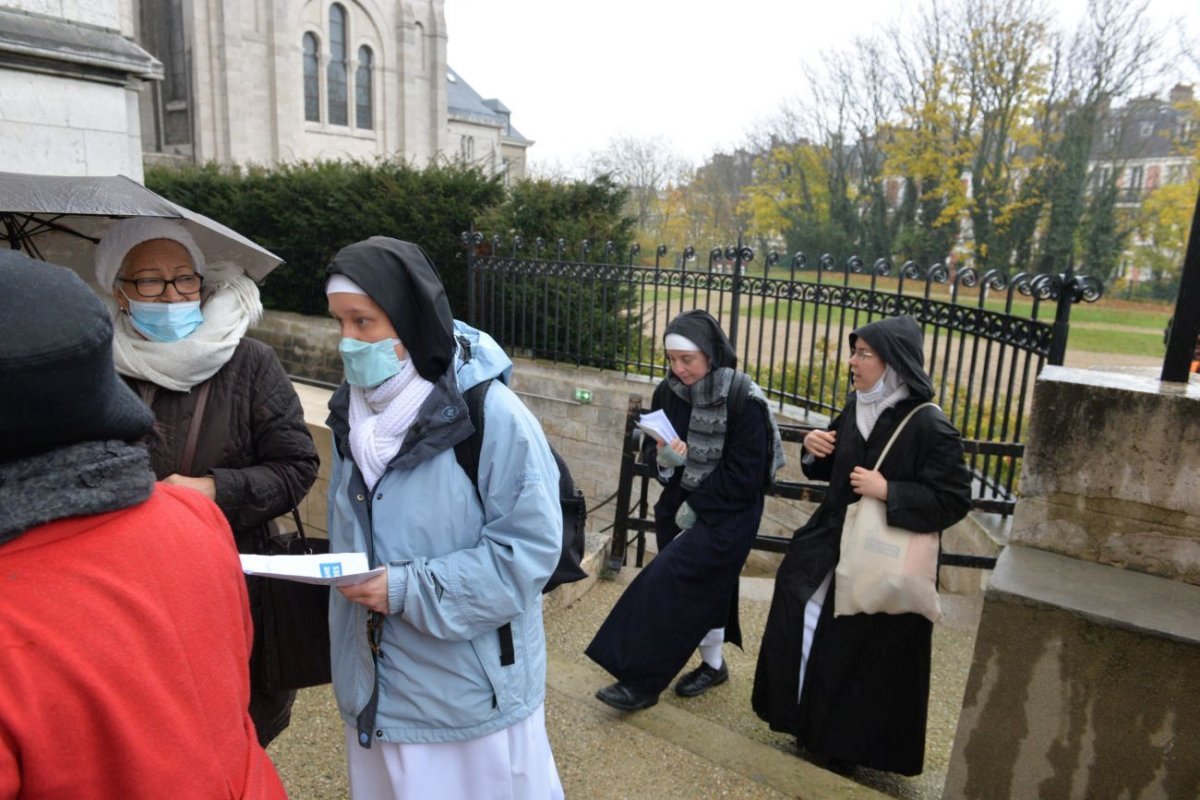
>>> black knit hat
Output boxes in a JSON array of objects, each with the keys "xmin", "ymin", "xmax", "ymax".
[
  {"xmin": 326, "ymin": 237, "xmax": 456, "ymax": 382},
  {"xmin": 0, "ymin": 250, "xmax": 154, "ymax": 460}
]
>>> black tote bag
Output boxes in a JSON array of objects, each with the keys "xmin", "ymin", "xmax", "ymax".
[{"xmin": 253, "ymin": 510, "xmax": 333, "ymax": 693}]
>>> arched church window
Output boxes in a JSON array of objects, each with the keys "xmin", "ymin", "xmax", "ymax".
[
  {"xmin": 356, "ymin": 46, "xmax": 373, "ymax": 130},
  {"xmin": 327, "ymin": 3, "xmax": 348, "ymax": 125},
  {"xmin": 302, "ymin": 32, "xmax": 320, "ymax": 122}
]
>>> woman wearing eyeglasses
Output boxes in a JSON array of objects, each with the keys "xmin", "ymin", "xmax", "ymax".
[
  {"xmin": 95, "ymin": 217, "xmax": 319, "ymax": 747},
  {"xmin": 752, "ymin": 315, "xmax": 971, "ymax": 777}
]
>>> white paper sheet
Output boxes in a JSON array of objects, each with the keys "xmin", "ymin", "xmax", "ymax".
[
  {"xmin": 239, "ymin": 552, "xmax": 385, "ymax": 586},
  {"xmin": 636, "ymin": 408, "xmax": 680, "ymax": 444}
]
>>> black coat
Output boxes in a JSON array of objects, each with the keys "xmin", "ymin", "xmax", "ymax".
[
  {"xmin": 586, "ymin": 378, "xmax": 770, "ymax": 694},
  {"xmin": 127, "ymin": 337, "xmax": 319, "ymax": 746},
  {"xmin": 752, "ymin": 395, "xmax": 970, "ymax": 775},
  {"xmin": 128, "ymin": 339, "xmax": 319, "ymax": 548}
]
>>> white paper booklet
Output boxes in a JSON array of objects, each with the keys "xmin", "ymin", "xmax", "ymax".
[
  {"xmin": 636, "ymin": 409, "xmax": 680, "ymax": 444},
  {"xmin": 239, "ymin": 552, "xmax": 385, "ymax": 587}
]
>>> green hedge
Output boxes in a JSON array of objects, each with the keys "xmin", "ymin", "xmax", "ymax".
[{"xmin": 146, "ymin": 160, "xmax": 504, "ymax": 315}]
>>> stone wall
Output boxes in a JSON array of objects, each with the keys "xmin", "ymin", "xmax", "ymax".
[
  {"xmin": 944, "ymin": 546, "xmax": 1200, "ymax": 798},
  {"xmin": 160, "ymin": 0, "xmax": 446, "ymax": 166},
  {"xmin": 945, "ymin": 368, "xmax": 1200, "ymax": 798},
  {"xmin": 251, "ymin": 310, "xmax": 343, "ymax": 386},
  {"xmin": 0, "ymin": 3, "xmax": 156, "ymax": 179},
  {"xmin": 1010, "ymin": 366, "xmax": 1200, "ymax": 585}
]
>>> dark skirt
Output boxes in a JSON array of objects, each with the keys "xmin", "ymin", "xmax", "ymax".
[
  {"xmin": 586, "ymin": 514, "xmax": 756, "ymax": 695},
  {"xmin": 753, "ymin": 549, "xmax": 932, "ymax": 776}
]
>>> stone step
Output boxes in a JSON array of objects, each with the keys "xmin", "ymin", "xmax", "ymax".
[
  {"xmin": 544, "ymin": 562, "xmax": 982, "ymax": 799},
  {"xmin": 546, "ymin": 654, "xmax": 891, "ymax": 799}
]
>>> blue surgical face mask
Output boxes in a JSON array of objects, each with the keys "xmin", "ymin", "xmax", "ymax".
[
  {"xmin": 339, "ymin": 337, "xmax": 405, "ymax": 387},
  {"xmin": 125, "ymin": 297, "xmax": 204, "ymax": 342}
]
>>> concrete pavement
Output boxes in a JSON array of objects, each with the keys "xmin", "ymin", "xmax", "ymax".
[{"xmin": 268, "ymin": 555, "xmax": 982, "ymax": 799}]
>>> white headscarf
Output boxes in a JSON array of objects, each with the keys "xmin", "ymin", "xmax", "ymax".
[
  {"xmin": 94, "ymin": 217, "xmax": 207, "ymax": 291},
  {"xmin": 664, "ymin": 333, "xmax": 702, "ymax": 351},
  {"xmin": 855, "ymin": 364, "xmax": 910, "ymax": 440},
  {"xmin": 95, "ymin": 217, "xmax": 260, "ymax": 392}
]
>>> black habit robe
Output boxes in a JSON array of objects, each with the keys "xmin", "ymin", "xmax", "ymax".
[
  {"xmin": 752, "ymin": 316, "xmax": 971, "ymax": 776},
  {"xmin": 585, "ymin": 378, "xmax": 771, "ymax": 695}
]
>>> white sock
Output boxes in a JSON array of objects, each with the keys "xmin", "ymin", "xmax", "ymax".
[{"xmin": 698, "ymin": 628, "xmax": 725, "ymax": 669}]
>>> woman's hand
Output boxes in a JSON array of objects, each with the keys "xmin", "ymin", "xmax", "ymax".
[
  {"xmin": 338, "ymin": 571, "xmax": 390, "ymax": 614},
  {"xmin": 849, "ymin": 466, "xmax": 888, "ymax": 500},
  {"xmin": 655, "ymin": 437, "xmax": 687, "ymax": 468},
  {"xmin": 804, "ymin": 429, "xmax": 837, "ymax": 458},
  {"xmin": 162, "ymin": 473, "xmax": 217, "ymax": 500},
  {"xmin": 674, "ymin": 501, "xmax": 697, "ymax": 531}
]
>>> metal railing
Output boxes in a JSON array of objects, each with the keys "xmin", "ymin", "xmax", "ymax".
[
  {"xmin": 462, "ymin": 232, "xmax": 1103, "ymax": 522},
  {"xmin": 465, "ymin": 231, "xmax": 1099, "ymax": 506},
  {"xmin": 610, "ymin": 393, "xmax": 1007, "ymax": 576}
]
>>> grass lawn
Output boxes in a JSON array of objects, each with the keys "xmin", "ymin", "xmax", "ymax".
[
  {"xmin": 627, "ymin": 278, "xmax": 1173, "ymax": 356},
  {"xmin": 1066, "ymin": 303, "xmax": 1172, "ymax": 330},
  {"xmin": 1063, "ymin": 326, "xmax": 1168, "ymax": 356}
]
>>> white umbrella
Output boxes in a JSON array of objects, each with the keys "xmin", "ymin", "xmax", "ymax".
[{"xmin": 0, "ymin": 171, "xmax": 283, "ymax": 293}]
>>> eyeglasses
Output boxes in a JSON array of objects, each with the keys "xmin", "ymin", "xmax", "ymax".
[
  {"xmin": 119, "ymin": 274, "xmax": 203, "ymax": 297},
  {"xmin": 849, "ymin": 348, "xmax": 878, "ymax": 361}
]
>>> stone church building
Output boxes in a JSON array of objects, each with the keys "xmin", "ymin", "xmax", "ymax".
[{"xmin": 0, "ymin": 0, "xmax": 529, "ymax": 179}]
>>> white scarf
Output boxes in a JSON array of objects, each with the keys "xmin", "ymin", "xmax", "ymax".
[
  {"xmin": 348, "ymin": 359, "xmax": 436, "ymax": 490},
  {"xmin": 110, "ymin": 263, "xmax": 262, "ymax": 392},
  {"xmin": 855, "ymin": 365, "xmax": 911, "ymax": 440}
]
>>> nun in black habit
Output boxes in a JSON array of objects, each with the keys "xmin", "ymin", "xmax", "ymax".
[
  {"xmin": 751, "ymin": 315, "xmax": 971, "ymax": 776},
  {"xmin": 586, "ymin": 310, "xmax": 785, "ymax": 711}
]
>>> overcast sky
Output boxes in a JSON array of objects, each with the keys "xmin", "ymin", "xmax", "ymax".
[{"xmin": 444, "ymin": 0, "xmax": 1200, "ymax": 176}]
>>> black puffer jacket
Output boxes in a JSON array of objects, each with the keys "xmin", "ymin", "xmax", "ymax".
[
  {"xmin": 125, "ymin": 336, "xmax": 319, "ymax": 747},
  {"xmin": 126, "ymin": 337, "xmax": 319, "ymax": 551}
]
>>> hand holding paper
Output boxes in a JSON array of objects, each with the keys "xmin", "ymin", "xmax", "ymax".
[
  {"xmin": 656, "ymin": 444, "xmax": 687, "ymax": 468},
  {"xmin": 637, "ymin": 409, "xmax": 679, "ymax": 446},
  {"xmin": 240, "ymin": 552, "xmax": 384, "ymax": 587}
]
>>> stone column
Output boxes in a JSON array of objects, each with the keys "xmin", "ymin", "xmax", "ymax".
[{"xmin": 944, "ymin": 367, "xmax": 1200, "ymax": 798}]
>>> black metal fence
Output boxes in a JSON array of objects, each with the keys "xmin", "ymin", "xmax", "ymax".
[
  {"xmin": 608, "ymin": 394, "xmax": 1004, "ymax": 578},
  {"xmin": 462, "ymin": 233, "xmax": 1103, "ymax": 520}
]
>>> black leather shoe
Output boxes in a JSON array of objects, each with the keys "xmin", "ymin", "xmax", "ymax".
[
  {"xmin": 674, "ymin": 662, "xmax": 729, "ymax": 697},
  {"xmin": 595, "ymin": 682, "xmax": 659, "ymax": 711}
]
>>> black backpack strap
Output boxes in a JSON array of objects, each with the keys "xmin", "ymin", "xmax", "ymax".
[
  {"xmin": 729, "ymin": 371, "xmax": 750, "ymax": 418},
  {"xmin": 453, "ymin": 379, "xmax": 490, "ymax": 490},
  {"xmin": 724, "ymin": 371, "xmax": 751, "ymax": 445}
]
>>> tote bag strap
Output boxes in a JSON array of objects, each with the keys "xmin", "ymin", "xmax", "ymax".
[
  {"xmin": 179, "ymin": 379, "xmax": 213, "ymax": 476},
  {"xmin": 871, "ymin": 402, "xmax": 938, "ymax": 471}
]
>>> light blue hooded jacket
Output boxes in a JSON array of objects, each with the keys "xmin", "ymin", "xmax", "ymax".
[{"xmin": 325, "ymin": 320, "xmax": 562, "ymax": 745}]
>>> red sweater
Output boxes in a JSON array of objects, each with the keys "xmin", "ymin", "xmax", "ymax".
[{"xmin": 0, "ymin": 484, "xmax": 287, "ymax": 799}]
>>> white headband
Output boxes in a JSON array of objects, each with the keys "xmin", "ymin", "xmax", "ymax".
[
  {"xmin": 325, "ymin": 274, "xmax": 368, "ymax": 296},
  {"xmin": 664, "ymin": 333, "xmax": 702, "ymax": 352},
  {"xmin": 94, "ymin": 217, "xmax": 206, "ymax": 290}
]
